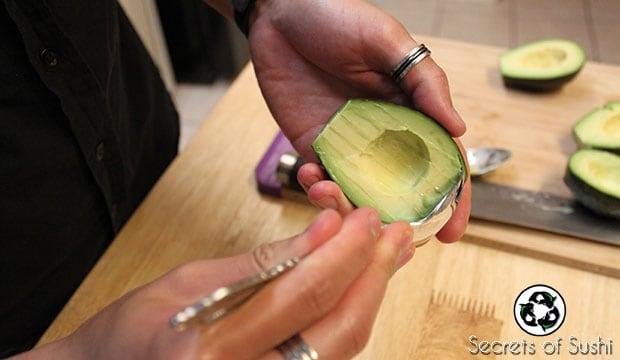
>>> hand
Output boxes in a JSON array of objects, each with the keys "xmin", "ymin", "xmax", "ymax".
[
  {"xmin": 23, "ymin": 209, "xmax": 414, "ymax": 359},
  {"xmin": 249, "ymin": 0, "xmax": 471, "ymax": 242}
]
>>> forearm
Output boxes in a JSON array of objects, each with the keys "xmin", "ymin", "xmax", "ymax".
[{"xmin": 203, "ymin": 0, "xmax": 234, "ymax": 19}]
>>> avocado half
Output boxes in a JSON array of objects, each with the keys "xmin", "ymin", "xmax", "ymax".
[
  {"xmin": 500, "ymin": 39, "xmax": 585, "ymax": 91},
  {"xmin": 573, "ymin": 103, "xmax": 620, "ymax": 153},
  {"xmin": 564, "ymin": 149, "xmax": 620, "ymax": 219},
  {"xmin": 312, "ymin": 99, "xmax": 466, "ymax": 224}
]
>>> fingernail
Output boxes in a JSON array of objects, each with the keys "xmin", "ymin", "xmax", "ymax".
[
  {"xmin": 301, "ymin": 175, "xmax": 320, "ymax": 189},
  {"xmin": 397, "ymin": 226, "xmax": 414, "ymax": 259},
  {"xmin": 368, "ymin": 211, "xmax": 381, "ymax": 238},
  {"xmin": 396, "ymin": 247, "xmax": 414, "ymax": 270},
  {"xmin": 400, "ymin": 227, "xmax": 413, "ymax": 248},
  {"xmin": 316, "ymin": 196, "xmax": 338, "ymax": 210},
  {"xmin": 452, "ymin": 108, "xmax": 466, "ymax": 133}
]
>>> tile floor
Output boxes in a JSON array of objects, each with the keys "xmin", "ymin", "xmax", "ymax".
[
  {"xmin": 373, "ymin": 0, "xmax": 620, "ymax": 64},
  {"xmin": 175, "ymin": 0, "xmax": 620, "ymax": 150},
  {"xmin": 174, "ymin": 81, "xmax": 230, "ymax": 150}
]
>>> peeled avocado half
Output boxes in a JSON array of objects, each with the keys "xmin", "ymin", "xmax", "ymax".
[
  {"xmin": 312, "ymin": 99, "xmax": 465, "ymax": 223},
  {"xmin": 564, "ymin": 149, "xmax": 620, "ymax": 219},
  {"xmin": 573, "ymin": 103, "xmax": 620, "ymax": 153},
  {"xmin": 500, "ymin": 39, "xmax": 585, "ymax": 91}
]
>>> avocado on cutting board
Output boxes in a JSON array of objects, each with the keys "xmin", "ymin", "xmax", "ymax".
[
  {"xmin": 500, "ymin": 39, "xmax": 585, "ymax": 91},
  {"xmin": 573, "ymin": 103, "xmax": 620, "ymax": 153},
  {"xmin": 564, "ymin": 149, "xmax": 620, "ymax": 219}
]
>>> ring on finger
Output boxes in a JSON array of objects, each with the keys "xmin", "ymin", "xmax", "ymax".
[
  {"xmin": 277, "ymin": 334, "xmax": 319, "ymax": 360},
  {"xmin": 390, "ymin": 43, "xmax": 431, "ymax": 83}
]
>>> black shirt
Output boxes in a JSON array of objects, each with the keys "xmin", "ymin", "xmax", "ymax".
[{"xmin": 0, "ymin": 1, "xmax": 179, "ymax": 355}]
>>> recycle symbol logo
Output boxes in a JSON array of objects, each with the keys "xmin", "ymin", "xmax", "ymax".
[
  {"xmin": 514, "ymin": 285, "xmax": 566, "ymax": 336},
  {"xmin": 519, "ymin": 292, "xmax": 559, "ymax": 331}
]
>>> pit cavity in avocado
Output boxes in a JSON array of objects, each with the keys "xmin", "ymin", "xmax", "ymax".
[
  {"xmin": 574, "ymin": 103, "xmax": 620, "ymax": 153},
  {"xmin": 564, "ymin": 149, "xmax": 620, "ymax": 219},
  {"xmin": 500, "ymin": 39, "xmax": 585, "ymax": 91},
  {"xmin": 312, "ymin": 99, "xmax": 465, "ymax": 223}
]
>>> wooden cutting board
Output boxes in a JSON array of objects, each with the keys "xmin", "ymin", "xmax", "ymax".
[{"xmin": 415, "ymin": 36, "xmax": 620, "ymax": 278}]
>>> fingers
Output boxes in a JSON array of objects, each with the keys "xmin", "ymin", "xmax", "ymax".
[
  {"xmin": 401, "ymin": 58, "xmax": 466, "ymax": 137},
  {"xmin": 197, "ymin": 208, "xmax": 382, "ymax": 360},
  {"xmin": 297, "ymin": 162, "xmax": 327, "ymax": 191},
  {"xmin": 307, "ymin": 181, "xmax": 356, "ymax": 216},
  {"xmin": 160, "ymin": 209, "xmax": 342, "ymax": 301},
  {"xmin": 261, "ymin": 222, "xmax": 414, "ymax": 360},
  {"xmin": 365, "ymin": 18, "xmax": 466, "ymax": 137},
  {"xmin": 435, "ymin": 177, "xmax": 471, "ymax": 243},
  {"xmin": 298, "ymin": 163, "xmax": 356, "ymax": 216},
  {"xmin": 241, "ymin": 209, "xmax": 343, "ymax": 273}
]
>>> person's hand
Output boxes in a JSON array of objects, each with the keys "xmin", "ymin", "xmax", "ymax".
[
  {"xmin": 248, "ymin": 0, "xmax": 471, "ymax": 242},
  {"xmin": 22, "ymin": 209, "xmax": 414, "ymax": 359}
]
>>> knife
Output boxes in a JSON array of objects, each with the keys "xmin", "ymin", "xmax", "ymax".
[{"xmin": 470, "ymin": 180, "xmax": 619, "ymax": 246}]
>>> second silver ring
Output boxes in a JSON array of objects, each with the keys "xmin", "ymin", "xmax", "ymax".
[
  {"xmin": 277, "ymin": 334, "xmax": 319, "ymax": 360},
  {"xmin": 390, "ymin": 43, "xmax": 431, "ymax": 83}
]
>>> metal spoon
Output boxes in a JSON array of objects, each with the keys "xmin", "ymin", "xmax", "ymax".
[{"xmin": 466, "ymin": 147, "xmax": 512, "ymax": 177}]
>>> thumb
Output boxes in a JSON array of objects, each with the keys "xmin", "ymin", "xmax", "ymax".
[
  {"xmin": 161, "ymin": 210, "xmax": 343, "ymax": 301},
  {"xmin": 402, "ymin": 59, "xmax": 466, "ymax": 137},
  {"xmin": 368, "ymin": 19, "xmax": 466, "ymax": 137},
  {"xmin": 234, "ymin": 209, "xmax": 343, "ymax": 276}
]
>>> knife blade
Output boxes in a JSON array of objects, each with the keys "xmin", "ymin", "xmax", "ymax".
[{"xmin": 471, "ymin": 180, "xmax": 620, "ymax": 246}]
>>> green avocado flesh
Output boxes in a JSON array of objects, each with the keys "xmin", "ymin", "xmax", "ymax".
[
  {"xmin": 500, "ymin": 39, "xmax": 585, "ymax": 91},
  {"xmin": 312, "ymin": 99, "xmax": 465, "ymax": 223},
  {"xmin": 565, "ymin": 149, "xmax": 620, "ymax": 219},
  {"xmin": 574, "ymin": 103, "xmax": 620, "ymax": 152}
]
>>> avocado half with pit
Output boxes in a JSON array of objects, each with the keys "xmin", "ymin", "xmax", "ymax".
[
  {"xmin": 312, "ymin": 100, "xmax": 466, "ymax": 241},
  {"xmin": 573, "ymin": 103, "xmax": 620, "ymax": 153},
  {"xmin": 500, "ymin": 39, "xmax": 585, "ymax": 91},
  {"xmin": 564, "ymin": 149, "xmax": 620, "ymax": 219}
]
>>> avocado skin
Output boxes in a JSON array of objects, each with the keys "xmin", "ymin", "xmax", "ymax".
[
  {"xmin": 502, "ymin": 71, "xmax": 580, "ymax": 92},
  {"xmin": 564, "ymin": 168, "xmax": 620, "ymax": 219},
  {"xmin": 573, "ymin": 136, "xmax": 620, "ymax": 155},
  {"xmin": 572, "ymin": 103, "xmax": 620, "ymax": 154}
]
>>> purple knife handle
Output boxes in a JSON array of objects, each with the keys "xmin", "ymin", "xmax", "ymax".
[{"xmin": 255, "ymin": 132, "xmax": 296, "ymax": 196}]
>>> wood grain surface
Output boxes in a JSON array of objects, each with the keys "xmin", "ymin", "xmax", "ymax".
[
  {"xmin": 424, "ymin": 36, "xmax": 620, "ymax": 277},
  {"xmin": 413, "ymin": 291, "xmax": 503, "ymax": 359},
  {"xmin": 39, "ymin": 37, "xmax": 619, "ymax": 359}
]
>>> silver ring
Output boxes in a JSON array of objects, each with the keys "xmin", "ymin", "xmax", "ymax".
[
  {"xmin": 277, "ymin": 334, "xmax": 319, "ymax": 360},
  {"xmin": 390, "ymin": 44, "xmax": 431, "ymax": 83}
]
